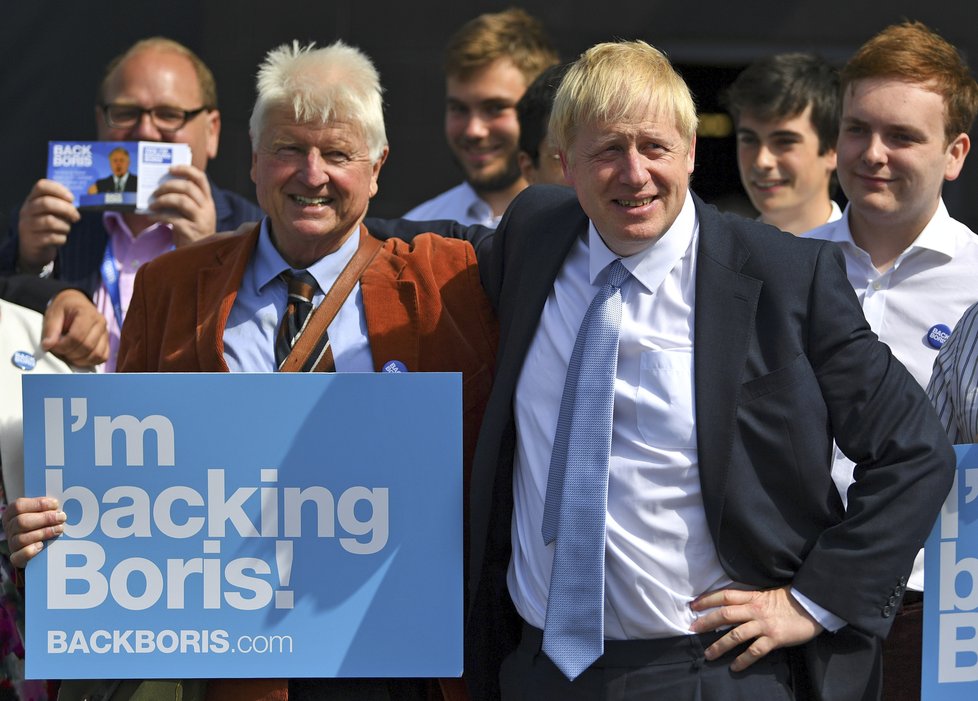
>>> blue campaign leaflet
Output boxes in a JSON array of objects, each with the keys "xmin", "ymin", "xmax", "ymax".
[
  {"xmin": 46, "ymin": 141, "xmax": 189, "ymax": 211},
  {"xmin": 924, "ymin": 444, "xmax": 978, "ymax": 699},
  {"xmin": 48, "ymin": 141, "xmax": 139, "ymax": 210},
  {"xmin": 22, "ymin": 373, "xmax": 462, "ymax": 679}
]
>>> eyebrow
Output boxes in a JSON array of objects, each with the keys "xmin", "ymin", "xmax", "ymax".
[
  {"xmin": 446, "ymin": 96, "xmax": 516, "ymax": 108},
  {"xmin": 736, "ymin": 126, "xmax": 803, "ymax": 138},
  {"xmin": 843, "ymin": 115, "xmax": 924, "ymax": 133}
]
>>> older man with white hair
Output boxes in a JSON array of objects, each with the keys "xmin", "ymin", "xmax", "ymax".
[{"xmin": 4, "ymin": 40, "xmax": 496, "ymax": 701}]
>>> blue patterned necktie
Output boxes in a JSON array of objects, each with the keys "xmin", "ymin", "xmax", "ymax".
[{"xmin": 541, "ymin": 258, "xmax": 630, "ymax": 680}]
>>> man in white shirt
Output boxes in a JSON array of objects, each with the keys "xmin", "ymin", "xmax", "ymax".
[
  {"xmin": 723, "ymin": 53, "xmax": 842, "ymax": 235},
  {"xmin": 803, "ymin": 22, "xmax": 978, "ymax": 700},
  {"xmin": 466, "ymin": 39, "xmax": 952, "ymax": 701},
  {"xmin": 403, "ymin": 8, "xmax": 557, "ymax": 227}
]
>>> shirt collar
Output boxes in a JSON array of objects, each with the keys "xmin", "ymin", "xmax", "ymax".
[
  {"xmin": 827, "ymin": 200, "xmax": 843, "ymax": 224},
  {"xmin": 832, "ymin": 199, "xmax": 956, "ymax": 260},
  {"xmin": 102, "ymin": 211, "xmax": 171, "ymax": 242},
  {"xmin": 587, "ymin": 191, "xmax": 697, "ymax": 293},
  {"xmin": 253, "ymin": 217, "xmax": 360, "ymax": 293},
  {"xmin": 907, "ymin": 199, "xmax": 956, "ymax": 258},
  {"xmin": 460, "ymin": 181, "xmax": 499, "ymax": 228}
]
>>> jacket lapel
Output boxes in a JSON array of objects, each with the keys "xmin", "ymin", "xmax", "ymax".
[
  {"xmin": 195, "ymin": 224, "xmax": 261, "ymax": 372},
  {"xmin": 360, "ymin": 242, "xmax": 421, "ymax": 372},
  {"xmin": 692, "ymin": 197, "xmax": 762, "ymax": 533},
  {"xmin": 495, "ymin": 207, "xmax": 585, "ymax": 401}
]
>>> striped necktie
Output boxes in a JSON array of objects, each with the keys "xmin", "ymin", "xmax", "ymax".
[{"xmin": 275, "ymin": 270, "xmax": 319, "ymax": 369}]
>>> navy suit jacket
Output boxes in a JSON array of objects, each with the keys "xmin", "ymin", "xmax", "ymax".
[
  {"xmin": 0, "ymin": 179, "xmax": 262, "ymax": 296},
  {"xmin": 0, "ymin": 274, "xmax": 72, "ymax": 313},
  {"xmin": 463, "ymin": 185, "xmax": 954, "ymax": 701}
]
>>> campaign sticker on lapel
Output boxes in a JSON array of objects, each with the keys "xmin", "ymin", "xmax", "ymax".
[
  {"xmin": 928, "ymin": 323, "xmax": 952, "ymax": 349},
  {"xmin": 11, "ymin": 350, "xmax": 36, "ymax": 371},
  {"xmin": 383, "ymin": 360, "xmax": 408, "ymax": 373}
]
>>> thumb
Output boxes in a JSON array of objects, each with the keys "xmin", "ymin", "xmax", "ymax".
[{"xmin": 41, "ymin": 297, "xmax": 68, "ymax": 350}]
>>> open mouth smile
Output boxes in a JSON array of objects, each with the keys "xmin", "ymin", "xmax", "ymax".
[
  {"xmin": 291, "ymin": 195, "xmax": 333, "ymax": 206},
  {"xmin": 616, "ymin": 197, "xmax": 655, "ymax": 207}
]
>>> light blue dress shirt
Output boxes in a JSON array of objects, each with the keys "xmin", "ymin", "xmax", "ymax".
[{"xmin": 223, "ymin": 218, "xmax": 373, "ymax": 373}]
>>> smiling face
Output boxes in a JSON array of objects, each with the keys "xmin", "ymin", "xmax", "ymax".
[
  {"xmin": 251, "ymin": 105, "xmax": 387, "ymax": 268},
  {"xmin": 837, "ymin": 77, "xmax": 969, "ymax": 240},
  {"xmin": 736, "ymin": 106, "xmax": 836, "ymax": 232},
  {"xmin": 445, "ymin": 58, "xmax": 527, "ymax": 194},
  {"xmin": 98, "ymin": 47, "xmax": 220, "ymax": 171},
  {"xmin": 562, "ymin": 113, "xmax": 695, "ymax": 257}
]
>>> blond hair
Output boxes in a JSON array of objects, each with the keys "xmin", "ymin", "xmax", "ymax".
[{"xmin": 550, "ymin": 40, "xmax": 697, "ymax": 154}]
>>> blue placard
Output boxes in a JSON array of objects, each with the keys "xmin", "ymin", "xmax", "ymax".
[
  {"xmin": 22, "ymin": 373, "xmax": 462, "ymax": 680},
  {"xmin": 48, "ymin": 141, "xmax": 139, "ymax": 210},
  {"xmin": 923, "ymin": 444, "xmax": 978, "ymax": 699}
]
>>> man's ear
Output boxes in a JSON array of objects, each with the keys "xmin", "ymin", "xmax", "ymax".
[
  {"xmin": 559, "ymin": 151, "xmax": 573, "ymax": 186},
  {"xmin": 205, "ymin": 109, "xmax": 222, "ymax": 160},
  {"xmin": 945, "ymin": 133, "xmax": 970, "ymax": 182},
  {"xmin": 369, "ymin": 146, "xmax": 390, "ymax": 198}
]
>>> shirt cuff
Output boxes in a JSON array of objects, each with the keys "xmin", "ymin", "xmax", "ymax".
[{"xmin": 790, "ymin": 587, "xmax": 846, "ymax": 632}]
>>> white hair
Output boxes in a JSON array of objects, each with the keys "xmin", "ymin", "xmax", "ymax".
[{"xmin": 249, "ymin": 40, "xmax": 387, "ymax": 162}]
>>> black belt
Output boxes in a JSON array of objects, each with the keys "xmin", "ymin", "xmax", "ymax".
[{"xmin": 519, "ymin": 622, "xmax": 747, "ymax": 667}]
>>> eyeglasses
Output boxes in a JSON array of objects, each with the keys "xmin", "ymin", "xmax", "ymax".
[{"xmin": 100, "ymin": 104, "xmax": 210, "ymax": 133}]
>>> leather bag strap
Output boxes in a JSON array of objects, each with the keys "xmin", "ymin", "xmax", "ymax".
[{"xmin": 279, "ymin": 228, "xmax": 383, "ymax": 373}]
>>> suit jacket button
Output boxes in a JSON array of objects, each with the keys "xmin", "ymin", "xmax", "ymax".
[
  {"xmin": 882, "ymin": 605, "xmax": 892, "ymax": 617},
  {"xmin": 888, "ymin": 596, "xmax": 897, "ymax": 606},
  {"xmin": 899, "ymin": 576, "xmax": 907, "ymax": 586}
]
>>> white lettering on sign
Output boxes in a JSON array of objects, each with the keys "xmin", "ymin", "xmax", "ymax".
[{"xmin": 40, "ymin": 395, "xmax": 391, "ymax": 613}]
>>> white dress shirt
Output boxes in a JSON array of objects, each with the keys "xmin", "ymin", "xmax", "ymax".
[
  {"xmin": 403, "ymin": 182, "xmax": 499, "ymax": 228},
  {"xmin": 805, "ymin": 200, "xmax": 978, "ymax": 590},
  {"xmin": 508, "ymin": 194, "xmax": 737, "ymax": 638}
]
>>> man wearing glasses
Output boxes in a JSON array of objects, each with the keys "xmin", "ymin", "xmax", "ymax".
[{"xmin": 0, "ymin": 37, "xmax": 261, "ymax": 370}]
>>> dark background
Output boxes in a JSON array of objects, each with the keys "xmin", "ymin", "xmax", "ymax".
[{"xmin": 3, "ymin": 0, "xmax": 976, "ymax": 229}]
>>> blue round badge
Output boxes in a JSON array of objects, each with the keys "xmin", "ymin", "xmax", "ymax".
[
  {"xmin": 383, "ymin": 360, "xmax": 408, "ymax": 373},
  {"xmin": 927, "ymin": 324, "xmax": 952, "ymax": 349},
  {"xmin": 12, "ymin": 350, "xmax": 36, "ymax": 371}
]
